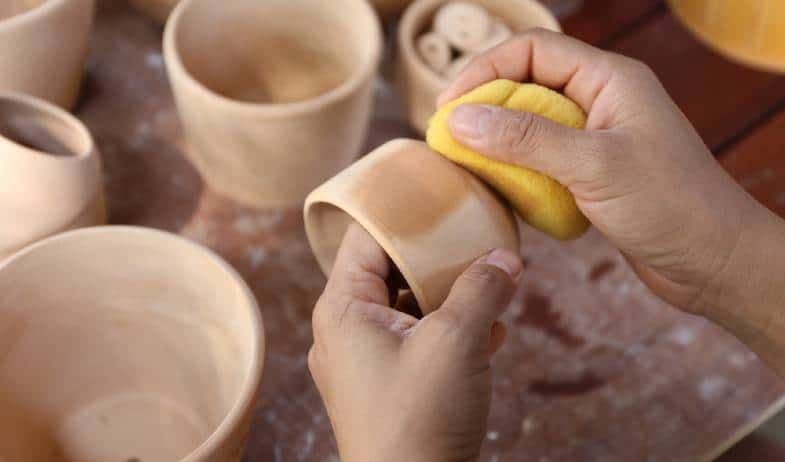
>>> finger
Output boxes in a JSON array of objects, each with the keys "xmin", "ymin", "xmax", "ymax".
[
  {"xmin": 449, "ymin": 104, "xmax": 602, "ymax": 184},
  {"xmin": 323, "ymin": 222, "xmax": 392, "ymax": 307},
  {"xmin": 437, "ymin": 29, "xmax": 622, "ymax": 123},
  {"xmin": 434, "ymin": 249, "xmax": 522, "ymax": 340},
  {"xmin": 489, "ymin": 321, "xmax": 507, "ymax": 355}
]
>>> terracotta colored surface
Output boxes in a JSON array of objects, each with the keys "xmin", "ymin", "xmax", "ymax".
[
  {"xmin": 76, "ymin": 1, "xmax": 785, "ymax": 460},
  {"xmin": 562, "ymin": 0, "xmax": 663, "ymax": 45},
  {"xmin": 609, "ymin": 11, "xmax": 785, "ymax": 152}
]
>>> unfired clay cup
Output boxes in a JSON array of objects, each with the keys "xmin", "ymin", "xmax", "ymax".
[
  {"xmin": 164, "ymin": 0, "xmax": 383, "ymax": 208},
  {"xmin": 304, "ymin": 139, "xmax": 520, "ymax": 314},
  {"xmin": 396, "ymin": 0, "xmax": 561, "ymax": 134},
  {"xmin": 0, "ymin": 92, "xmax": 105, "ymax": 262},
  {"xmin": 130, "ymin": 0, "xmax": 180, "ymax": 24},
  {"xmin": 0, "ymin": 0, "xmax": 95, "ymax": 110},
  {"xmin": 0, "ymin": 226, "xmax": 265, "ymax": 462}
]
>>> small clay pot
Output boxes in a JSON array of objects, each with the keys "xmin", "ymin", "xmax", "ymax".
[
  {"xmin": 129, "ymin": 0, "xmax": 180, "ymax": 24},
  {"xmin": 0, "ymin": 0, "xmax": 95, "ymax": 110},
  {"xmin": 304, "ymin": 139, "xmax": 520, "ymax": 314},
  {"xmin": 0, "ymin": 226, "xmax": 265, "ymax": 461},
  {"xmin": 370, "ymin": 0, "xmax": 414, "ymax": 20},
  {"xmin": 0, "ymin": 92, "xmax": 105, "ymax": 261},
  {"xmin": 396, "ymin": 0, "xmax": 561, "ymax": 134},
  {"xmin": 164, "ymin": 0, "xmax": 383, "ymax": 208}
]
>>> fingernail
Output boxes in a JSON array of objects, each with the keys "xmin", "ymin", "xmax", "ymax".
[
  {"xmin": 481, "ymin": 249, "xmax": 523, "ymax": 279},
  {"xmin": 449, "ymin": 104, "xmax": 494, "ymax": 140}
]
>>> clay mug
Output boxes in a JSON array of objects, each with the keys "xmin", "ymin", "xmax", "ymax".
[
  {"xmin": 0, "ymin": 91, "xmax": 105, "ymax": 262},
  {"xmin": 0, "ymin": 0, "xmax": 95, "ymax": 110},
  {"xmin": 129, "ymin": 0, "xmax": 180, "ymax": 24},
  {"xmin": 0, "ymin": 226, "xmax": 265, "ymax": 461},
  {"xmin": 164, "ymin": 0, "xmax": 383, "ymax": 208},
  {"xmin": 396, "ymin": 0, "xmax": 560, "ymax": 134},
  {"xmin": 304, "ymin": 139, "xmax": 520, "ymax": 314}
]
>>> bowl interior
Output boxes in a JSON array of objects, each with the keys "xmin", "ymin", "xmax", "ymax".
[
  {"xmin": 0, "ymin": 229, "xmax": 260, "ymax": 462},
  {"xmin": 0, "ymin": 0, "xmax": 47, "ymax": 21},
  {"xmin": 0, "ymin": 96, "xmax": 90, "ymax": 158},
  {"xmin": 173, "ymin": 0, "xmax": 379, "ymax": 104}
]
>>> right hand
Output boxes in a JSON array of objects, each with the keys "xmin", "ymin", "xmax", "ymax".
[{"xmin": 438, "ymin": 28, "xmax": 778, "ymax": 317}]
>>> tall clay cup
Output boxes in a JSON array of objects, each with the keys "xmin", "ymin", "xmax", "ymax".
[
  {"xmin": 164, "ymin": 0, "xmax": 383, "ymax": 208},
  {"xmin": 0, "ymin": 0, "xmax": 95, "ymax": 109},
  {"xmin": 0, "ymin": 92, "xmax": 105, "ymax": 261},
  {"xmin": 0, "ymin": 226, "xmax": 265, "ymax": 461},
  {"xmin": 305, "ymin": 139, "xmax": 520, "ymax": 314},
  {"xmin": 396, "ymin": 0, "xmax": 560, "ymax": 134}
]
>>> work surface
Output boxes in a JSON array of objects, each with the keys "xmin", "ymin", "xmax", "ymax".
[{"xmin": 79, "ymin": 1, "xmax": 785, "ymax": 460}]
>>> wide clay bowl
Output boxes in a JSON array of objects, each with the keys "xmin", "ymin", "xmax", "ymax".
[
  {"xmin": 396, "ymin": 0, "xmax": 560, "ymax": 134},
  {"xmin": 304, "ymin": 138, "xmax": 520, "ymax": 314},
  {"xmin": 0, "ymin": 91, "xmax": 105, "ymax": 262},
  {"xmin": 164, "ymin": 0, "xmax": 383, "ymax": 208},
  {"xmin": 0, "ymin": 0, "xmax": 94, "ymax": 109},
  {"xmin": 0, "ymin": 226, "xmax": 265, "ymax": 461}
]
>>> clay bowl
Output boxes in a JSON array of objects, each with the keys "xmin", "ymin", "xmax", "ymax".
[
  {"xmin": 0, "ymin": 226, "xmax": 265, "ymax": 461},
  {"xmin": 305, "ymin": 139, "xmax": 520, "ymax": 314},
  {"xmin": 0, "ymin": 0, "xmax": 95, "ymax": 109},
  {"xmin": 164, "ymin": 0, "xmax": 383, "ymax": 209},
  {"xmin": 129, "ymin": 0, "xmax": 180, "ymax": 24},
  {"xmin": 0, "ymin": 92, "xmax": 105, "ymax": 262},
  {"xmin": 396, "ymin": 0, "xmax": 560, "ymax": 134}
]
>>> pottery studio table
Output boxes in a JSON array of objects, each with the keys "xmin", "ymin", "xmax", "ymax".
[{"xmin": 79, "ymin": 1, "xmax": 785, "ymax": 461}]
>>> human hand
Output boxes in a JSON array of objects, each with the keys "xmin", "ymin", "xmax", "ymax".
[
  {"xmin": 308, "ymin": 223, "xmax": 522, "ymax": 462},
  {"xmin": 438, "ymin": 28, "xmax": 780, "ymax": 318}
]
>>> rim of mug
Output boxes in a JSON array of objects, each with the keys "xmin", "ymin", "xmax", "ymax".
[
  {"xmin": 0, "ymin": 91, "xmax": 95, "ymax": 162},
  {"xmin": 0, "ymin": 225, "xmax": 266, "ymax": 462},
  {"xmin": 0, "ymin": 0, "xmax": 69, "ymax": 29},
  {"xmin": 398, "ymin": 0, "xmax": 561, "ymax": 90},
  {"xmin": 164, "ymin": 0, "xmax": 384, "ymax": 117}
]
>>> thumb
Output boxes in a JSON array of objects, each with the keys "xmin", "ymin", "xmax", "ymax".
[
  {"xmin": 448, "ymin": 104, "xmax": 597, "ymax": 184},
  {"xmin": 430, "ymin": 249, "xmax": 521, "ymax": 350}
]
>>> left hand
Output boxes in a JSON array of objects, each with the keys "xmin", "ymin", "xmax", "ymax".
[{"xmin": 308, "ymin": 223, "xmax": 522, "ymax": 462}]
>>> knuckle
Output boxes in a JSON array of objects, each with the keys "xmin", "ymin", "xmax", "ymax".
[
  {"xmin": 462, "ymin": 264, "xmax": 511, "ymax": 290},
  {"xmin": 499, "ymin": 112, "xmax": 539, "ymax": 155},
  {"xmin": 430, "ymin": 310, "xmax": 462, "ymax": 334},
  {"xmin": 621, "ymin": 56, "xmax": 655, "ymax": 78},
  {"xmin": 307, "ymin": 346, "xmax": 319, "ymax": 373}
]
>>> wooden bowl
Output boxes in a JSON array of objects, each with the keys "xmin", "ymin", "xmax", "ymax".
[
  {"xmin": 396, "ymin": 0, "xmax": 560, "ymax": 134},
  {"xmin": 129, "ymin": 0, "xmax": 179, "ymax": 24},
  {"xmin": 164, "ymin": 0, "xmax": 383, "ymax": 208},
  {"xmin": 0, "ymin": 226, "xmax": 265, "ymax": 461},
  {"xmin": 0, "ymin": 0, "xmax": 94, "ymax": 109},
  {"xmin": 0, "ymin": 92, "xmax": 105, "ymax": 262},
  {"xmin": 669, "ymin": 0, "xmax": 785, "ymax": 74},
  {"xmin": 304, "ymin": 139, "xmax": 520, "ymax": 314}
]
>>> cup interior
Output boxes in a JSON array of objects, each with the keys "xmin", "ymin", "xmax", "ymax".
[
  {"xmin": 172, "ymin": 0, "xmax": 379, "ymax": 104},
  {"xmin": 0, "ymin": 96, "xmax": 91, "ymax": 157},
  {"xmin": 0, "ymin": 228, "xmax": 261, "ymax": 462},
  {"xmin": 0, "ymin": 0, "xmax": 47, "ymax": 21}
]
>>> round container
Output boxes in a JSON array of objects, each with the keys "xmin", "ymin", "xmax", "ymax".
[
  {"xmin": 396, "ymin": 0, "xmax": 560, "ymax": 134},
  {"xmin": 669, "ymin": 0, "xmax": 785, "ymax": 73},
  {"xmin": 0, "ymin": 0, "xmax": 95, "ymax": 109},
  {"xmin": 164, "ymin": 0, "xmax": 383, "ymax": 208},
  {"xmin": 0, "ymin": 226, "xmax": 265, "ymax": 461},
  {"xmin": 0, "ymin": 91, "xmax": 105, "ymax": 261},
  {"xmin": 305, "ymin": 139, "xmax": 520, "ymax": 314}
]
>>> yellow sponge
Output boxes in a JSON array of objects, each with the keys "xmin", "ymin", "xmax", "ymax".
[{"xmin": 426, "ymin": 79, "xmax": 590, "ymax": 240}]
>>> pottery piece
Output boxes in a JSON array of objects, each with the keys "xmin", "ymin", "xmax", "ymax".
[
  {"xmin": 396, "ymin": 0, "xmax": 560, "ymax": 134},
  {"xmin": 0, "ymin": 92, "xmax": 105, "ymax": 262},
  {"xmin": 370, "ymin": 0, "xmax": 414, "ymax": 20},
  {"xmin": 669, "ymin": 0, "xmax": 785, "ymax": 74},
  {"xmin": 0, "ymin": 226, "xmax": 265, "ymax": 461},
  {"xmin": 0, "ymin": 0, "xmax": 95, "ymax": 110},
  {"xmin": 304, "ymin": 139, "xmax": 520, "ymax": 314},
  {"xmin": 164, "ymin": 0, "xmax": 383, "ymax": 208},
  {"xmin": 129, "ymin": 0, "xmax": 179, "ymax": 24}
]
